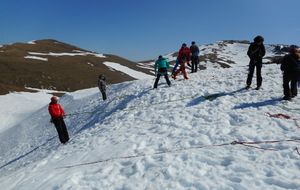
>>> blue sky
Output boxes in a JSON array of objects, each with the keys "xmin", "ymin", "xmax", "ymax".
[{"xmin": 1, "ymin": 0, "xmax": 300, "ymax": 61}]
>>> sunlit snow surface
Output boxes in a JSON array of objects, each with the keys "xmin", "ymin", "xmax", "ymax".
[{"xmin": 1, "ymin": 42, "xmax": 300, "ymax": 190}]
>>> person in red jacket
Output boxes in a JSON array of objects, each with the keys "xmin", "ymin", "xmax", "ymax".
[
  {"xmin": 172, "ymin": 43, "xmax": 191, "ymax": 79},
  {"xmin": 48, "ymin": 97, "xmax": 69, "ymax": 144}
]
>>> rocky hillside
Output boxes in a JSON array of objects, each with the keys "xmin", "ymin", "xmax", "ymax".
[{"xmin": 0, "ymin": 39, "xmax": 152, "ymax": 95}]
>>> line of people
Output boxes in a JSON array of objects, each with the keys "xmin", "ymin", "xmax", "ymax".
[
  {"xmin": 153, "ymin": 41, "xmax": 200, "ymax": 88},
  {"xmin": 153, "ymin": 36, "xmax": 300, "ymax": 102},
  {"xmin": 49, "ymin": 37, "xmax": 300, "ymax": 144},
  {"xmin": 245, "ymin": 35, "xmax": 300, "ymax": 100}
]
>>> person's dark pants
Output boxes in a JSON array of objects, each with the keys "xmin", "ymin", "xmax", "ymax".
[
  {"xmin": 101, "ymin": 91, "xmax": 107, "ymax": 100},
  {"xmin": 283, "ymin": 71, "xmax": 299, "ymax": 98},
  {"xmin": 246, "ymin": 60, "xmax": 262, "ymax": 87},
  {"xmin": 191, "ymin": 56, "xmax": 199, "ymax": 73},
  {"xmin": 154, "ymin": 68, "xmax": 171, "ymax": 88},
  {"xmin": 53, "ymin": 117, "xmax": 69, "ymax": 144}
]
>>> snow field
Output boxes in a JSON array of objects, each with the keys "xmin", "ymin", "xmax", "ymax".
[{"xmin": 1, "ymin": 43, "xmax": 300, "ymax": 189}]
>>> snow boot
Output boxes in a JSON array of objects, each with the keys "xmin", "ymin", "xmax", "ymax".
[
  {"xmin": 255, "ymin": 86, "xmax": 261, "ymax": 90},
  {"xmin": 282, "ymin": 96, "xmax": 292, "ymax": 100},
  {"xmin": 172, "ymin": 69, "xmax": 180, "ymax": 79}
]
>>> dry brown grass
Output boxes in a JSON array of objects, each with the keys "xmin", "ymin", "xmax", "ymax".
[{"xmin": 0, "ymin": 39, "xmax": 151, "ymax": 95}]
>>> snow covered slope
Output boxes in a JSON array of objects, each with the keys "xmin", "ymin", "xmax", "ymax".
[{"xmin": 1, "ymin": 42, "xmax": 300, "ymax": 190}]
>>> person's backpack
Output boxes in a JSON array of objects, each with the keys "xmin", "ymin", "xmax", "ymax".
[{"xmin": 292, "ymin": 57, "xmax": 300, "ymax": 87}]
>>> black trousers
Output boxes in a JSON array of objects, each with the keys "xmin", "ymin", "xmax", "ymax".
[
  {"xmin": 283, "ymin": 71, "xmax": 299, "ymax": 97},
  {"xmin": 101, "ymin": 91, "xmax": 107, "ymax": 100},
  {"xmin": 246, "ymin": 60, "xmax": 262, "ymax": 87},
  {"xmin": 154, "ymin": 68, "xmax": 171, "ymax": 88},
  {"xmin": 191, "ymin": 56, "xmax": 199, "ymax": 72},
  {"xmin": 53, "ymin": 117, "xmax": 69, "ymax": 144}
]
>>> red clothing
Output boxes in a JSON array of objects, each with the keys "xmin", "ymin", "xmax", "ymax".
[
  {"xmin": 173, "ymin": 61, "xmax": 189, "ymax": 79},
  {"xmin": 48, "ymin": 103, "xmax": 65, "ymax": 119},
  {"xmin": 178, "ymin": 47, "xmax": 191, "ymax": 61}
]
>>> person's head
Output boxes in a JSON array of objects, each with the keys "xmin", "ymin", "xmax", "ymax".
[
  {"xmin": 289, "ymin": 47, "xmax": 299, "ymax": 54},
  {"xmin": 254, "ymin": 35, "xmax": 264, "ymax": 44},
  {"xmin": 51, "ymin": 97, "xmax": 58, "ymax": 104},
  {"xmin": 158, "ymin": 55, "xmax": 163, "ymax": 59},
  {"xmin": 99, "ymin": 74, "xmax": 106, "ymax": 80},
  {"xmin": 191, "ymin": 41, "xmax": 196, "ymax": 45},
  {"xmin": 181, "ymin": 43, "xmax": 187, "ymax": 49}
]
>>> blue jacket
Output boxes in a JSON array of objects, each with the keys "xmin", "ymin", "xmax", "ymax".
[{"xmin": 154, "ymin": 57, "xmax": 169, "ymax": 73}]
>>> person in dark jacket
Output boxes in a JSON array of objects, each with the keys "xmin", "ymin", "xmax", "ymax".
[
  {"xmin": 48, "ymin": 97, "xmax": 69, "ymax": 144},
  {"xmin": 98, "ymin": 75, "xmax": 107, "ymax": 100},
  {"xmin": 246, "ymin": 35, "xmax": 266, "ymax": 90},
  {"xmin": 280, "ymin": 47, "xmax": 300, "ymax": 100},
  {"xmin": 154, "ymin": 55, "xmax": 171, "ymax": 88},
  {"xmin": 190, "ymin": 41, "xmax": 200, "ymax": 73}
]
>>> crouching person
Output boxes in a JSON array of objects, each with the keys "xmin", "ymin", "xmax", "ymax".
[{"xmin": 48, "ymin": 97, "xmax": 69, "ymax": 144}]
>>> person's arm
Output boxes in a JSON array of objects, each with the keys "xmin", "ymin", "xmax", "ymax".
[
  {"xmin": 154, "ymin": 61, "xmax": 158, "ymax": 74},
  {"xmin": 260, "ymin": 45, "xmax": 266, "ymax": 58},
  {"xmin": 59, "ymin": 104, "xmax": 66, "ymax": 117}
]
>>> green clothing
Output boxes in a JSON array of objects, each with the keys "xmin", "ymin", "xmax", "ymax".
[{"xmin": 154, "ymin": 57, "xmax": 169, "ymax": 74}]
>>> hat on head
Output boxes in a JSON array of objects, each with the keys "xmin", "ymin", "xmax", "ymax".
[
  {"xmin": 51, "ymin": 97, "xmax": 57, "ymax": 102},
  {"xmin": 289, "ymin": 47, "xmax": 299, "ymax": 54},
  {"xmin": 254, "ymin": 36, "xmax": 264, "ymax": 43}
]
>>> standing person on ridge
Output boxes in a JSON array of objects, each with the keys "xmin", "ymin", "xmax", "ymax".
[
  {"xmin": 190, "ymin": 41, "xmax": 200, "ymax": 73},
  {"xmin": 48, "ymin": 97, "xmax": 69, "ymax": 144},
  {"xmin": 98, "ymin": 74, "xmax": 107, "ymax": 100},
  {"xmin": 280, "ymin": 47, "xmax": 300, "ymax": 100},
  {"xmin": 246, "ymin": 35, "xmax": 266, "ymax": 90},
  {"xmin": 154, "ymin": 55, "xmax": 171, "ymax": 88},
  {"xmin": 172, "ymin": 43, "xmax": 191, "ymax": 80}
]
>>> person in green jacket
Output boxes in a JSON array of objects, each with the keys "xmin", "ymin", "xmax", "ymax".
[{"xmin": 153, "ymin": 55, "xmax": 171, "ymax": 88}]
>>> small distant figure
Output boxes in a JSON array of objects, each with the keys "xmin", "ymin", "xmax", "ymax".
[
  {"xmin": 190, "ymin": 41, "xmax": 200, "ymax": 73},
  {"xmin": 246, "ymin": 35, "xmax": 266, "ymax": 90},
  {"xmin": 48, "ymin": 97, "xmax": 69, "ymax": 144},
  {"xmin": 153, "ymin": 55, "xmax": 171, "ymax": 88},
  {"xmin": 98, "ymin": 74, "xmax": 107, "ymax": 100},
  {"xmin": 280, "ymin": 47, "xmax": 300, "ymax": 100},
  {"xmin": 172, "ymin": 43, "xmax": 191, "ymax": 80}
]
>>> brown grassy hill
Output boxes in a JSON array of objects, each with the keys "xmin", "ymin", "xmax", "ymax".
[{"xmin": 0, "ymin": 39, "xmax": 152, "ymax": 95}]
